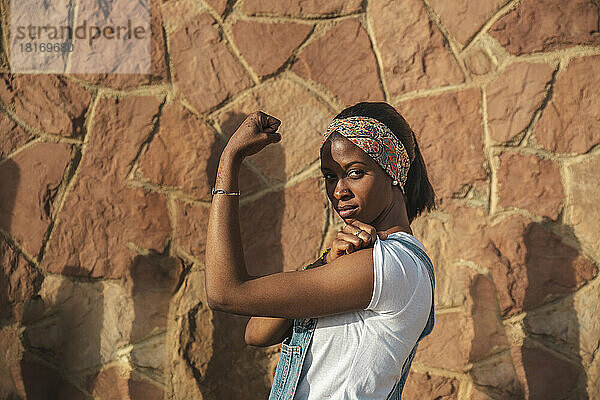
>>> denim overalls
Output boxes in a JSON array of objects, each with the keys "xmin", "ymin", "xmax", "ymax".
[{"xmin": 268, "ymin": 237, "xmax": 435, "ymax": 400}]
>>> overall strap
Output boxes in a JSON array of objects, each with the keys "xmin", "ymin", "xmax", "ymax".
[
  {"xmin": 384, "ymin": 236, "xmax": 436, "ymax": 399},
  {"xmin": 385, "ymin": 236, "xmax": 435, "ymax": 340}
]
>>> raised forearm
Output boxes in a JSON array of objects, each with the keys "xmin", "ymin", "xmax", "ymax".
[{"xmin": 205, "ymin": 149, "xmax": 249, "ymax": 305}]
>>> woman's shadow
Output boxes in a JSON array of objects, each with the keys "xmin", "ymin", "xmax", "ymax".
[
  {"xmin": 0, "ymin": 159, "xmax": 20, "ymax": 321},
  {"xmin": 472, "ymin": 220, "xmax": 595, "ymax": 399},
  {"xmin": 0, "ymin": 153, "xmax": 179, "ymax": 398},
  {"xmin": 517, "ymin": 221, "xmax": 594, "ymax": 399},
  {"xmin": 1, "ymin": 157, "xmax": 80, "ymax": 398}
]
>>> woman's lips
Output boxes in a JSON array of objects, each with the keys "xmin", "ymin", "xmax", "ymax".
[{"xmin": 338, "ymin": 206, "xmax": 358, "ymax": 218}]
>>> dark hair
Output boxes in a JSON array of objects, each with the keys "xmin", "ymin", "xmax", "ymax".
[{"xmin": 330, "ymin": 102, "xmax": 435, "ymax": 222}]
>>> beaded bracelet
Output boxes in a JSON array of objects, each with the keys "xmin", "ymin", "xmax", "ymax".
[{"xmin": 302, "ymin": 248, "xmax": 331, "ymax": 270}]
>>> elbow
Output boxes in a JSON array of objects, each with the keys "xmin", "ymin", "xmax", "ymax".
[
  {"xmin": 244, "ymin": 332, "xmax": 269, "ymax": 347},
  {"xmin": 244, "ymin": 322, "xmax": 287, "ymax": 348},
  {"xmin": 206, "ymin": 281, "xmax": 230, "ymax": 311},
  {"xmin": 207, "ymin": 281, "xmax": 245, "ymax": 313},
  {"xmin": 244, "ymin": 327, "xmax": 272, "ymax": 347},
  {"xmin": 205, "ymin": 277, "xmax": 246, "ymax": 312},
  {"xmin": 207, "ymin": 296, "xmax": 222, "ymax": 311},
  {"xmin": 206, "ymin": 290, "xmax": 226, "ymax": 311},
  {"xmin": 207, "ymin": 291, "xmax": 237, "ymax": 314},
  {"xmin": 244, "ymin": 330, "xmax": 258, "ymax": 346},
  {"xmin": 244, "ymin": 318, "xmax": 260, "ymax": 346}
]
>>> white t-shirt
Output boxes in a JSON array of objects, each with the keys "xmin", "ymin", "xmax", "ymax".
[{"xmin": 293, "ymin": 231, "xmax": 433, "ymax": 399}]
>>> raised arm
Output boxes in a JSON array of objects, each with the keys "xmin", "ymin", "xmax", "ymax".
[
  {"xmin": 205, "ymin": 111, "xmax": 281, "ymax": 304},
  {"xmin": 205, "ymin": 111, "xmax": 382, "ymax": 319}
]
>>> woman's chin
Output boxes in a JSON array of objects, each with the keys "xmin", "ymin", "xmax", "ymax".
[
  {"xmin": 336, "ymin": 205, "xmax": 369, "ymax": 225},
  {"xmin": 341, "ymin": 214, "xmax": 361, "ymax": 224}
]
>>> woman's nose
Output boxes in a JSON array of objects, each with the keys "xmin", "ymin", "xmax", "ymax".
[{"xmin": 334, "ymin": 180, "xmax": 351, "ymax": 198}]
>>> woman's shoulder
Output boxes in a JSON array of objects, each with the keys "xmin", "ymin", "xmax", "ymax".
[
  {"xmin": 367, "ymin": 231, "xmax": 433, "ymax": 316},
  {"xmin": 380, "ymin": 231, "xmax": 426, "ymax": 253},
  {"xmin": 377, "ymin": 232, "xmax": 433, "ymax": 272}
]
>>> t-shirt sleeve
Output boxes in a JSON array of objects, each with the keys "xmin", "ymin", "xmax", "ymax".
[{"xmin": 363, "ymin": 237, "xmax": 424, "ymax": 314}]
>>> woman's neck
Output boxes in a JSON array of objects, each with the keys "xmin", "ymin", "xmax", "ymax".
[{"xmin": 371, "ymin": 189, "xmax": 412, "ymax": 236}]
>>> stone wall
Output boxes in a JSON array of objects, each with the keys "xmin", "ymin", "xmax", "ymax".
[{"xmin": 1, "ymin": 0, "xmax": 599, "ymax": 399}]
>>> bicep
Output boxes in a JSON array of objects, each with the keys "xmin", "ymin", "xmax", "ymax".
[{"xmin": 215, "ymin": 248, "xmax": 375, "ymax": 319}]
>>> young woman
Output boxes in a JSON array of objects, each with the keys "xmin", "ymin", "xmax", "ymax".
[{"xmin": 205, "ymin": 102, "xmax": 436, "ymax": 399}]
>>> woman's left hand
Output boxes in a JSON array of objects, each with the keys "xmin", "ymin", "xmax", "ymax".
[
  {"xmin": 225, "ymin": 111, "xmax": 282, "ymax": 158},
  {"xmin": 325, "ymin": 220, "xmax": 389, "ymax": 264}
]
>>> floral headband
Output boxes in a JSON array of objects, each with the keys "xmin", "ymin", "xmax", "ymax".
[{"xmin": 319, "ymin": 116, "xmax": 412, "ymax": 193}]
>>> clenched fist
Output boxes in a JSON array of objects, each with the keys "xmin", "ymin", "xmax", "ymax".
[{"xmin": 225, "ymin": 111, "xmax": 282, "ymax": 158}]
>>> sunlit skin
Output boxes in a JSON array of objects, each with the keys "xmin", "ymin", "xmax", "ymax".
[{"xmin": 320, "ymin": 133, "xmax": 413, "ymax": 238}]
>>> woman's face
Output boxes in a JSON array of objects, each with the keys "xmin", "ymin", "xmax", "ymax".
[{"xmin": 320, "ymin": 135, "xmax": 394, "ymax": 225}]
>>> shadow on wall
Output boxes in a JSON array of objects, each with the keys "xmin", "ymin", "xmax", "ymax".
[
  {"xmin": 18, "ymin": 254, "xmax": 180, "ymax": 398},
  {"xmin": 20, "ymin": 265, "xmax": 104, "ymax": 399},
  {"xmin": 0, "ymin": 159, "xmax": 19, "ymax": 322},
  {"xmin": 470, "ymin": 220, "xmax": 595, "ymax": 399},
  {"xmin": 0, "ymin": 159, "xmax": 80, "ymax": 398},
  {"xmin": 518, "ymin": 222, "xmax": 591, "ymax": 399},
  {"xmin": 126, "ymin": 252, "xmax": 182, "ymax": 399},
  {"xmin": 197, "ymin": 111, "xmax": 287, "ymax": 399},
  {"xmin": 0, "ymin": 151, "xmax": 180, "ymax": 399},
  {"xmin": 0, "ymin": 158, "xmax": 23, "ymax": 399}
]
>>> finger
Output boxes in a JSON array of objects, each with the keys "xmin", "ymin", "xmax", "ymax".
[
  {"xmin": 343, "ymin": 226, "xmax": 372, "ymax": 247},
  {"xmin": 333, "ymin": 238, "xmax": 354, "ymax": 256},
  {"xmin": 268, "ymin": 132, "xmax": 282, "ymax": 143},
  {"xmin": 258, "ymin": 111, "xmax": 281, "ymax": 133},
  {"xmin": 267, "ymin": 116, "xmax": 281, "ymax": 131},
  {"xmin": 377, "ymin": 231, "xmax": 389, "ymax": 240},
  {"xmin": 337, "ymin": 232, "xmax": 364, "ymax": 249},
  {"xmin": 348, "ymin": 221, "xmax": 378, "ymax": 245},
  {"xmin": 342, "ymin": 241, "xmax": 355, "ymax": 254},
  {"xmin": 343, "ymin": 223, "xmax": 374, "ymax": 246},
  {"xmin": 349, "ymin": 220, "xmax": 376, "ymax": 235}
]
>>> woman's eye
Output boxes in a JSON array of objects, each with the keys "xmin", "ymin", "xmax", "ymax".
[
  {"xmin": 348, "ymin": 170, "xmax": 364, "ymax": 178},
  {"xmin": 321, "ymin": 171, "xmax": 362, "ymax": 181}
]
